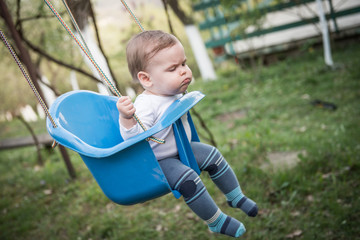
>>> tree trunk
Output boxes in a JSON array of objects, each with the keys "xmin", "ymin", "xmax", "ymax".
[{"xmin": 67, "ymin": 0, "xmax": 124, "ymax": 95}]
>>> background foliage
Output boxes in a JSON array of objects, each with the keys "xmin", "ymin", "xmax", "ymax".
[{"xmin": 0, "ymin": 38, "xmax": 359, "ymax": 239}]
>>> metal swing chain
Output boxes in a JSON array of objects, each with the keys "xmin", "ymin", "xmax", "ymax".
[
  {"xmin": 0, "ymin": 30, "xmax": 58, "ymax": 129},
  {"xmin": 44, "ymin": 0, "xmax": 165, "ymax": 144}
]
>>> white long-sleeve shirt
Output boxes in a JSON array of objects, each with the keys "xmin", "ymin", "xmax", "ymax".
[{"xmin": 120, "ymin": 93, "xmax": 191, "ymax": 160}]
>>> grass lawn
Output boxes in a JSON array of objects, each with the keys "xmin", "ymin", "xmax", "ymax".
[{"xmin": 0, "ymin": 40, "xmax": 359, "ymax": 240}]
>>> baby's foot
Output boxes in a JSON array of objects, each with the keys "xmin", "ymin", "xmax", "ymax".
[
  {"xmin": 208, "ymin": 211, "xmax": 246, "ymax": 238},
  {"xmin": 226, "ymin": 186, "xmax": 258, "ymax": 217},
  {"xmin": 228, "ymin": 196, "xmax": 258, "ymax": 217}
]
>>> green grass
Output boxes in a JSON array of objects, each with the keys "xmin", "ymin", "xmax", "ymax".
[{"xmin": 1, "ymin": 40, "xmax": 359, "ymax": 240}]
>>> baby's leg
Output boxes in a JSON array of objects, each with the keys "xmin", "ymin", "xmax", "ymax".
[
  {"xmin": 191, "ymin": 142, "xmax": 258, "ymax": 217},
  {"xmin": 159, "ymin": 158, "xmax": 245, "ymax": 238}
]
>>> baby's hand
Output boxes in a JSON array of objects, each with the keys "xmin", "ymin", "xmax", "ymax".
[{"xmin": 117, "ymin": 96, "xmax": 136, "ymax": 119}]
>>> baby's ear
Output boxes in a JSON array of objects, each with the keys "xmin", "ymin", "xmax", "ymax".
[{"xmin": 137, "ymin": 71, "xmax": 152, "ymax": 88}]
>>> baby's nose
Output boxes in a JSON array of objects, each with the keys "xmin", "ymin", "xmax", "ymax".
[{"xmin": 180, "ymin": 68, "xmax": 186, "ymax": 76}]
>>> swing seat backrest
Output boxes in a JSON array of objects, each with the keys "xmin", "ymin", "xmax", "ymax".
[
  {"xmin": 49, "ymin": 91, "xmax": 123, "ymax": 149},
  {"xmin": 47, "ymin": 90, "xmax": 205, "ymax": 205}
]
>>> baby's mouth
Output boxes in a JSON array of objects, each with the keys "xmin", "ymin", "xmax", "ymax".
[{"xmin": 182, "ymin": 78, "xmax": 191, "ymax": 85}]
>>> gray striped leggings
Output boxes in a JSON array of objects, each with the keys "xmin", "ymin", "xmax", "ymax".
[{"xmin": 158, "ymin": 141, "xmax": 241, "ymax": 222}]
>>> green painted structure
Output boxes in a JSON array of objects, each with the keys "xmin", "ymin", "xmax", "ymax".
[{"xmin": 193, "ymin": 0, "xmax": 360, "ymax": 60}]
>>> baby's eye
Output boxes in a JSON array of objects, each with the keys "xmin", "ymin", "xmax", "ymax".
[{"xmin": 169, "ymin": 67, "xmax": 176, "ymax": 71}]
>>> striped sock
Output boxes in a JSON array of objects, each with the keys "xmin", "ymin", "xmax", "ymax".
[
  {"xmin": 207, "ymin": 209, "xmax": 246, "ymax": 238},
  {"xmin": 226, "ymin": 186, "xmax": 258, "ymax": 217}
]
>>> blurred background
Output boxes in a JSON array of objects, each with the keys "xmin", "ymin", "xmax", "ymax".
[{"xmin": 1, "ymin": 0, "xmax": 359, "ymax": 239}]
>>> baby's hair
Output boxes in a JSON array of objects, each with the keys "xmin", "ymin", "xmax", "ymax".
[{"xmin": 126, "ymin": 30, "xmax": 179, "ymax": 81}]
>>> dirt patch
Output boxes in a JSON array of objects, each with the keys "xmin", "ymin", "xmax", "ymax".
[
  {"xmin": 261, "ymin": 150, "xmax": 307, "ymax": 171},
  {"xmin": 216, "ymin": 110, "xmax": 247, "ymax": 122}
]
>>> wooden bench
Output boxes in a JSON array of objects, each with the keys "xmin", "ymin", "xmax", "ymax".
[{"xmin": 0, "ymin": 134, "xmax": 53, "ymax": 150}]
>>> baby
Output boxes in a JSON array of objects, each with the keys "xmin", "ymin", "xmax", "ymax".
[{"xmin": 117, "ymin": 30, "xmax": 258, "ymax": 238}]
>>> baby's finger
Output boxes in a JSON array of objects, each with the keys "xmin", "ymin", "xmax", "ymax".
[{"xmin": 117, "ymin": 96, "xmax": 130, "ymax": 107}]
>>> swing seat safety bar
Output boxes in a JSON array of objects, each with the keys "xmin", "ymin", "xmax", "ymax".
[{"xmin": 46, "ymin": 90, "xmax": 204, "ymax": 205}]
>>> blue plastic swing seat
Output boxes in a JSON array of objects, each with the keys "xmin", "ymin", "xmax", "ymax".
[{"xmin": 46, "ymin": 90, "xmax": 205, "ymax": 205}]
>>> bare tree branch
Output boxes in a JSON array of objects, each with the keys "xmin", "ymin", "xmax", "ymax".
[
  {"xmin": 161, "ymin": 0, "xmax": 175, "ymax": 35},
  {"xmin": 18, "ymin": 12, "xmax": 66, "ymax": 23},
  {"xmin": 36, "ymin": 72, "xmax": 61, "ymax": 96},
  {"xmin": 167, "ymin": 0, "xmax": 194, "ymax": 25},
  {"xmin": 15, "ymin": 0, "xmax": 21, "ymax": 30},
  {"xmin": 16, "ymin": 115, "xmax": 44, "ymax": 166},
  {"xmin": 22, "ymin": 37, "xmax": 103, "ymax": 84},
  {"xmin": 190, "ymin": 108, "xmax": 217, "ymax": 147},
  {"xmin": 15, "ymin": 0, "xmax": 65, "ymax": 29}
]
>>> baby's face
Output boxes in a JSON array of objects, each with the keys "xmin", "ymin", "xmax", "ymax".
[{"xmin": 145, "ymin": 41, "xmax": 192, "ymax": 96}]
